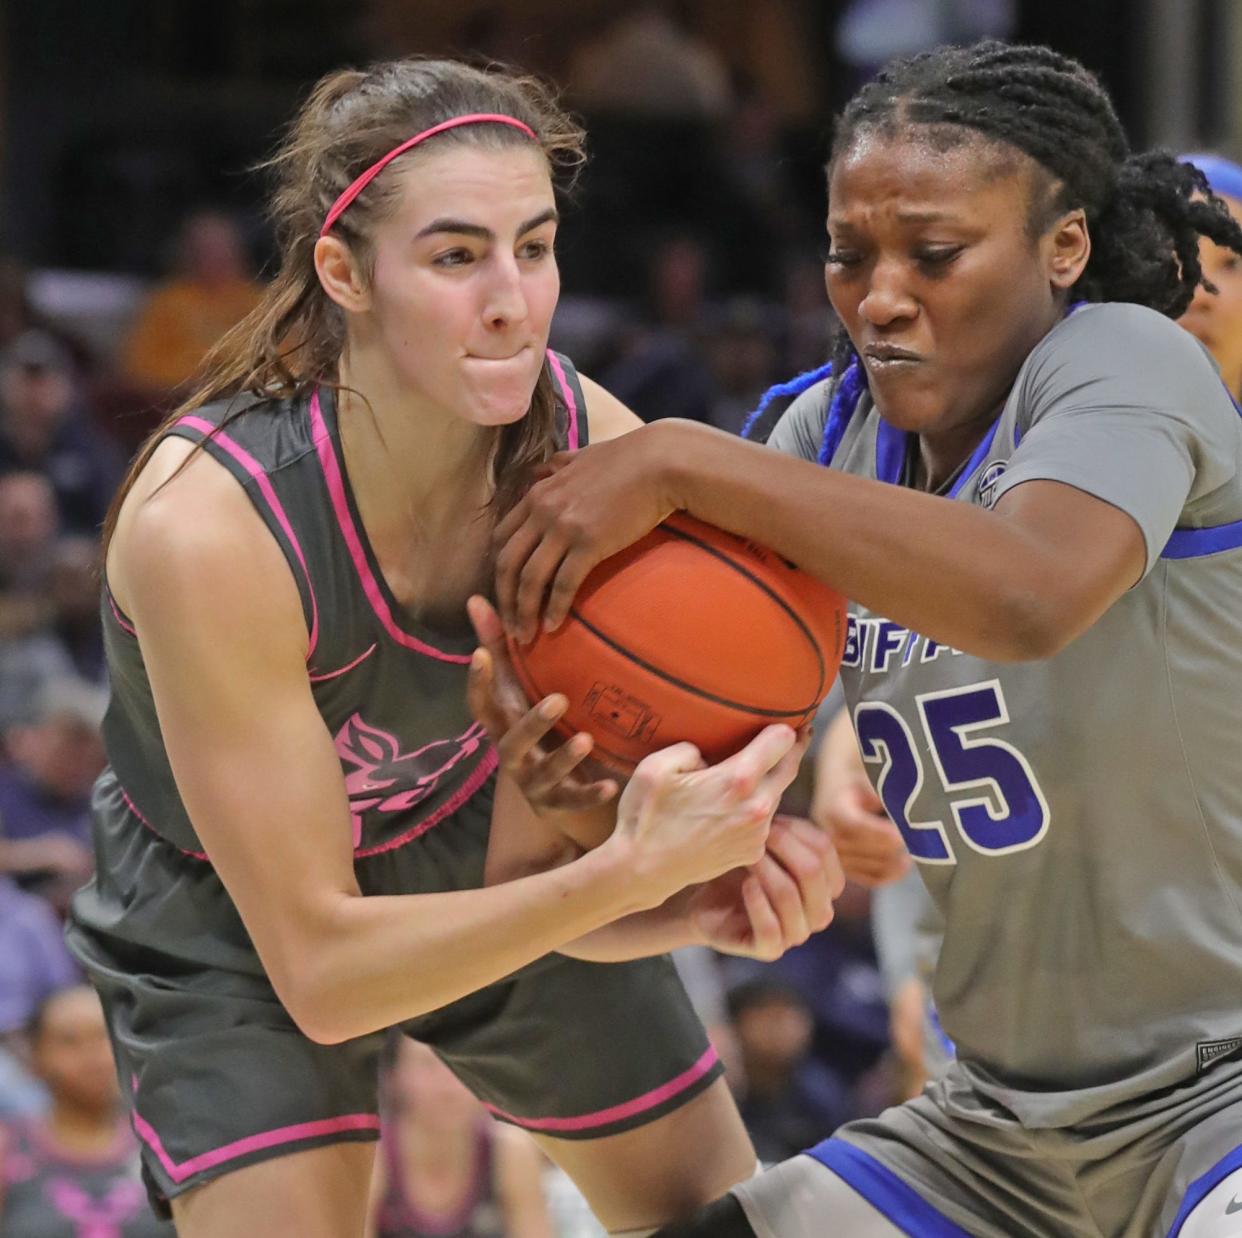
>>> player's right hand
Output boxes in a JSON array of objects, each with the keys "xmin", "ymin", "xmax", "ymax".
[
  {"xmin": 609, "ymin": 725, "xmax": 803, "ymax": 907},
  {"xmin": 813, "ymin": 771, "xmax": 911, "ymax": 887}
]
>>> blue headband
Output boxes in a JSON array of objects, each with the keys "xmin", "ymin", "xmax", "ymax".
[{"xmin": 1182, "ymin": 152, "xmax": 1242, "ymax": 204}]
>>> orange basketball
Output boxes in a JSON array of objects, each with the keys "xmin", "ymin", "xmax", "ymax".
[{"xmin": 507, "ymin": 513, "xmax": 848, "ymax": 774}]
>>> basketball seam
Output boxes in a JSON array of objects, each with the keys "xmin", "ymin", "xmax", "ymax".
[{"xmin": 568, "ymin": 606, "xmax": 823, "ymax": 717}]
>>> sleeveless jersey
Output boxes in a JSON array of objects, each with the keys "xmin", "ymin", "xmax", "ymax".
[
  {"xmin": 375, "ymin": 1121, "xmax": 504, "ymax": 1238},
  {"xmin": 96, "ymin": 352, "xmax": 585, "ymax": 865},
  {"xmin": 768, "ymin": 303, "xmax": 1242, "ymax": 1128},
  {"xmin": 0, "ymin": 1119, "xmax": 172, "ymax": 1237}
]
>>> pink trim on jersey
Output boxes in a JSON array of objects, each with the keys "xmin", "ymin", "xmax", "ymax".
[
  {"xmin": 482, "ymin": 1044, "xmax": 720, "ymax": 1133},
  {"xmin": 177, "ymin": 416, "xmax": 321, "ymax": 663},
  {"xmin": 120, "ymin": 786, "xmax": 210, "ymax": 863},
  {"xmin": 309, "ymin": 642, "xmax": 378, "ymax": 683},
  {"xmin": 308, "ymin": 390, "xmax": 472, "ymax": 664},
  {"xmin": 353, "ymin": 745, "xmax": 498, "ymax": 858},
  {"xmin": 106, "ymin": 587, "xmax": 137, "ymax": 636},
  {"xmin": 131, "ymin": 1109, "xmax": 380, "ymax": 1185},
  {"xmin": 546, "ymin": 350, "xmax": 580, "ymax": 451}
]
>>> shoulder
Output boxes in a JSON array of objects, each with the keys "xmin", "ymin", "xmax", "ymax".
[
  {"xmin": 577, "ymin": 372, "xmax": 644, "ymax": 444},
  {"xmin": 1023, "ymin": 302, "xmax": 1224, "ymax": 399},
  {"xmin": 766, "ymin": 375, "xmax": 836, "ymax": 462},
  {"xmin": 109, "ymin": 436, "xmax": 302, "ymax": 641}
]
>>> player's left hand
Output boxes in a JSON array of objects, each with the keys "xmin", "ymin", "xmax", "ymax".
[
  {"xmin": 686, "ymin": 815, "xmax": 845, "ymax": 961},
  {"xmin": 494, "ymin": 424, "xmax": 679, "ymax": 642},
  {"xmin": 466, "ymin": 595, "xmax": 620, "ymax": 845}
]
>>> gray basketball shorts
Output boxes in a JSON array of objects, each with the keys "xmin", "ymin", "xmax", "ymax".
[
  {"xmin": 67, "ymin": 777, "xmax": 722, "ymax": 1210},
  {"xmin": 730, "ymin": 1065, "xmax": 1242, "ymax": 1237}
]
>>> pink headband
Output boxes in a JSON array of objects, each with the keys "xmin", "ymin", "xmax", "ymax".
[{"xmin": 320, "ymin": 113, "xmax": 539, "ymax": 237}]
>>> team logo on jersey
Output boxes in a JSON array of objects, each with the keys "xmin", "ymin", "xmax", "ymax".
[
  {"xmin": 977, "ymin": 460, "xmax": 1008, "ymax": 508},
  {"xmin": 334, "ymin": 714, "xmax": 488, "ymax": 847}
]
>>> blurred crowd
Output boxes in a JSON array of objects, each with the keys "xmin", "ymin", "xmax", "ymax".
[{"xmin": 3, "ymin": 1, "xmax": 1240, "ymax": 1234}]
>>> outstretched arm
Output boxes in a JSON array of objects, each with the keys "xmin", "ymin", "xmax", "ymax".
[{"xmin": 495, "ymin": 418, "xmax": 1145, "ymax": 662}]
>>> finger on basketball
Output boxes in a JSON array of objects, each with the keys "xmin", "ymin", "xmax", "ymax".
[
  {"xmin": 544, "ymin": 546, "xmax": 597, "ymax": 632},
  {"xmin": 518, "ymin": 730, "xmax": 596, "ymax": 798},
  {"xmin": 494, "ymin": 519, "xmax": 542, "ymax": 634},
  {"xmin": 494, "ymin": 694, "xmax": 568, "ymax": 766},
  {"xmin": 466, "ymin": 648, "xmax": 504, "ymax": 732},
  {"xmin": 515, "ymin": 536, "xmax": 571, "ymax": 643}
]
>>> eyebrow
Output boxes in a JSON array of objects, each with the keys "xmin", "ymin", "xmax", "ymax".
[
  {"xmin": 415, "ymin": 207, "xmax": 559, "ymax": 241},
  {"xmin": 830, "ymin": 209, "xmax": 956, "ymax": 230}
]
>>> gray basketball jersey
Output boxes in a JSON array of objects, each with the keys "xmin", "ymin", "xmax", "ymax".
[
  {"xmin": 92, "ymin": 352, "xmax": 585, "ymax": 865},
  {"xmin": 768, "ymin": 302, "xmax": 1242, "ymax": 1128}
]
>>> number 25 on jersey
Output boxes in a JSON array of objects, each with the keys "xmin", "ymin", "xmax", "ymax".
[{"xmin": 854, "ymin": 679, "xmax": 1049, "ymax": 864}]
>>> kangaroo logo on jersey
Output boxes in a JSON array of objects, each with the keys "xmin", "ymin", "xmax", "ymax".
[
  {"xmin": 978, "ymin": 460, "xmax": 1008, "ymax": 508},
  {"xmin": 335, "ymin": 714, "xmax": 487, "ymax": 847}
]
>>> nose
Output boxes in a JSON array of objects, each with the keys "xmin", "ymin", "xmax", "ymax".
[
  {"xmin": 1185, "ymin": 279, "xmax": 1215, "ymax": 321},
  {"xmin": 482, "ymin": 253, "xmax": 529, "ymax": 330},
  {"xmin": 858, "ymin": 259, "xmax": 918, "ymax": 329}
]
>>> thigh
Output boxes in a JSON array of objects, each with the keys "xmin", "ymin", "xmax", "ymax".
[
  {"xmin": 1143, "ymin": 1089, "xmax": 1242, "ymax": 1238},
  {"xmin": 532, "ymin": 1077, "xmax": 757, "ymax": 1233},
  {"xmin": 171, "ymin": 1140, "xmax": 377, "ymax": 1238}
]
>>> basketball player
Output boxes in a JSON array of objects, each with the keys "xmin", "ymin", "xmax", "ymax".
[
  {"xmin": 65, "ymin": 59, "xmax": 846, "ymax": 1238},
  {"xmin": 493, "ymin": 42, "xmax": 1242, "ymax": 1237}
]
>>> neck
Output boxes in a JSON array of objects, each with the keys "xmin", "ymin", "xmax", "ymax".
[
  {"xmin": 45, "ymin": 1098, "xmax": 120, "ymax": 1154},
  {"xmin": 337, "ymin": 343, "xmax": 494, "ymax": 542}
]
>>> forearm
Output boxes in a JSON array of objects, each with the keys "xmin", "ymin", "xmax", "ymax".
[
  {"xmin": 662, "ymin": 422, "xmax": 1062, "ymax": 660},
  {"xmin": 557, "ymin": 888, "xmax": 704, "ymax": 962},
  {"xmin": 286, "ymin": 842, "xmax": 649, "ymax": 1043}
]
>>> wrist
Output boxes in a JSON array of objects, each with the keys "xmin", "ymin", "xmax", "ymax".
[
  {"xmin": 576, "ymin": 834, "xmax": 657, "ymax": 918},
  {"xmin": 647, "ymin": 420, "xmax": 709, "ymax": 514}
]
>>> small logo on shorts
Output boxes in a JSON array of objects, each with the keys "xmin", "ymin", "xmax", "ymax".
[
  {"xmin": 1196, "ymin": 1036, "xmax": 1242, "ymax": 1072},
  {"xmin": 1225, "ymin": 1196, "xmax": 1242, "ymax": 1215},
  {"xmin": 977, "ymin": 460, "xmax": 1008, "ymax": 508}
]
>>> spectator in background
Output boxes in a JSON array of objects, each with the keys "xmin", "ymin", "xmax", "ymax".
[
  {"xmin": 0, "ymin": 985, "xmax": 173, "ymax": 1237},
  {"xmin": 599, "ymin": 235, "xmax": 717, "ymax": 425},
  {"xmin": 369, "ymin": 1038, "xmax": 553, "ymax": 1238},
  {"xmin": 1180, "ymin": 153, "xmax": 1242, "ymax": 398},
  {"xmin": 567, "ymin": 1, "xmax": 732, "ymax": 121},
  {"xmin": 725, "ymin": 980, "xmax": 853, "ymax": 1164},
  {"xmin": 0, "ymin": 331, "xmax": 124, "ymax": 536},
  {"xmin": 0, "ymin": 676, "xmax": 105, "ymax": 910},
  {"xmin": 704, "ymin": 300, "xmax": 781, "ymax": 434},
  {"xmin": 0, "ymin": 878, "xmax": 80, "ymax": 1040},
  {"xmin": 0, "ymin": 536, "xmax": 107, "ymax": 731},
  {"xmin": 120, "ymin": 209, "xmax": 263, "ymax": 399},
  {"xmin": 0, "ymin": 471, "xmax": 59, "ymax": 641}
]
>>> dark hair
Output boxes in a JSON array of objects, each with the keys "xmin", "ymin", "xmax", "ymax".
[
  {"xmin": 104, "ymin": 57, "xmax": 586, "ymax": 547},
  {"xmin": 817, "ymin": 40, "xmax": 1242, "ymax": 380}
]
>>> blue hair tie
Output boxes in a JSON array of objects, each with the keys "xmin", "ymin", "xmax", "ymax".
[
  {"xmin": 740, "ymin": 362, "xmax": 834, "ymax": 441},
  {"xmin": 817, "ymin": 357, "xmax": 866, "ymax": 466}
]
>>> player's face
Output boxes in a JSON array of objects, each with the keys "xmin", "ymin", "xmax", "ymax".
[
  {"xmin": 1180, "ymin": 194, "xmax": 1242, "ymax": 396},
  {"xmin": 825, "ymin": 133, "xmax": 1073, "ymax": 458},
  {"xmin": 365, "ymin": 144, "xmax": 560, "ymax": 428}
]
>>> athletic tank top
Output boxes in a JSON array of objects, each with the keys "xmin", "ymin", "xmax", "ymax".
[
  {"xmin": 98, "ymin": 353, "xmax": 586, "ymax": 862},
  {"xmin": 0, "ymin": 1119, "xmax": 172, "ymax": 1237},
  {"xmin": 375, "ymin": 1121, "xmax": 504, "ymax": 1238}
]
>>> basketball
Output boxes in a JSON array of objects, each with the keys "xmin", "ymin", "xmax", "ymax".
[{"xmin": 506, "ymin": 513, "xmax": 848, "ymax": 774}]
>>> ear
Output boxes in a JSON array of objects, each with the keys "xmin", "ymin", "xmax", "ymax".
[
  {"xmin": 314, "ymin": 235, "xmax": 372, "ymax": 314},
  {"xmin": 1044, "ymin": 207, "xmax": 1091, "ymax": 291}
]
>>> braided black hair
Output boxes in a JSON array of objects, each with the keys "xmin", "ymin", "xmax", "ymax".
[
  {"xmin": 817, "ymin": 40, "xmax": 1242, "ymax": 380},
  {"xmin": 743, "ymin": 42, "xmax": 1242, "ymax": 443}
]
